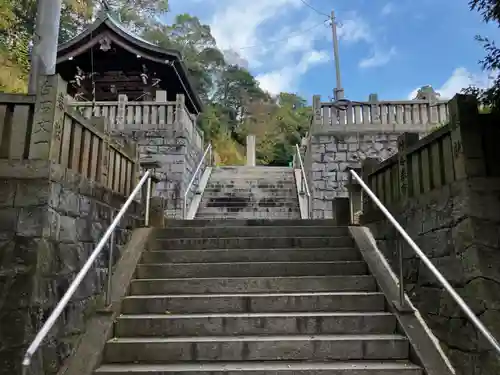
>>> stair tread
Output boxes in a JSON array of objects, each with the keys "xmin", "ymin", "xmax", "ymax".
[
  {"xmin": 124, "ymin": 292, "xmax": 383, "ymax": 298},
  {"xmin": 155, "ymin": 236, "xmax": 352, "ymax": 240},
  {"xmin": 131, "ymin": 275, "xmax": 372, "ymax": 281},
  {"xmin": 145, "ymin": 247, "xmax": 355, "ymax": 252},
  {"xmin": 118, "ymin": 312, "xmax": 394, "ymax": 319},
  {"xmin": 108, "ymin": 334, "xmax": 408, "ymax": 343},
  {"xmin": 139, "ymin": 261, "xmax": 365, "ymax": 266},
  {"xmin": 96, "ymin": 361, "xmax": 421, "ymax": 372}
]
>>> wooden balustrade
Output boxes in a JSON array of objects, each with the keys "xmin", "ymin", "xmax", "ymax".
[
  {"xmin": 364, "ymin": 125, "xmax": 455, "ymax": 210},
  {"xmin": 317, "ymin": 96, "xmax": 449, "ymax": 128},
  {"xmin": 67, "ymin": 92, "xmax": 204, "ymax": 148},
  {"xmin": 360, "ymin": 94, "xmax": 498, "ymax": 216},
  {"xmin": 0, "ymin": 76, "xmax": 139, "ymax": 196},
  {"xmin": 59, "ymin": 110, "xmax": 138, "ymax": 195},
  {"xmin": 0, "ymin": 94, "xmax": 36, "ymax": 159}
]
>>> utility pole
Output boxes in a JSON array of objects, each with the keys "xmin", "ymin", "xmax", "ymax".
[
  {"xmin": 330, "ymin": 10, "xmax": 344, "ymax": 101},
  {"xmin": 28, "ymin": 0, "xmax": 63, "ymax": 94}
]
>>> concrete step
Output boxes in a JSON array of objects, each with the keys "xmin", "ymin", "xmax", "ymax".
[
  {"xmin": 154, "ymin": 226, "xmax": 348, "ymax": 239},
  {"xmin": 200, "ymin": 199, "xmax": 299, "ymax": 207},
  {"xmin": 197, "ymin": 211, "xmax": 302, "ymax": 216},
  {"xmin": 121, "ymin": 292, "xmax": 386, "ymax": 314},
  {"xmin": 115, "ymin": 312, "xmax": 397, "ymax": 337},
  {"xmin": 141, "ymin": 248, "xmax": 361, "ymax": 263},
  {"xmin": 202, "ymin": 189, "xmax": 296, "ymax": 195},
  {"xmin": 129, "ymin": 275, "xmax": 377, "ymax": 295},
  {"xmin": 199, "ymin": 205, "xmax": 300, "ymax": 211},
  {"xmin": 195, "ymin": 212, "xmax": 302, "ymax": 220},
  {"xmin": 135, "ymin": 261, "xmax": 368, "ymax": 278},
  {"xmin": 103, "ymin": 335, "xmax": 410, "ymax": 363},
  {"xmin": 162, "ymin": 219, "xmax": 337, "ymax": 227},
  {"xmin": 149, "ymin": 236, "xmax": 354, "ymax": 250},
  {"xmin": 95, "ymin": 361, "xmax": 423, "ymax": 375},
  {"xmin": 205, "ymin": 182, "xmax": 296, "ymax": 189}
]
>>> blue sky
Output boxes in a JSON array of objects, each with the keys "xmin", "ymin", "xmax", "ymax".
[{"xmin": 165, "ymin": 0, "xmax": 499, "ymax": 102}]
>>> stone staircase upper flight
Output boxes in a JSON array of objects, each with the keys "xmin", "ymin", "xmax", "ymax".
[
  {"xmin": 195, "ymin": 166, "xmax": 301, "ymax": 220},
  {"xmin": 93, "ymin": 220, "xmax": 424, "ymax": 375}
]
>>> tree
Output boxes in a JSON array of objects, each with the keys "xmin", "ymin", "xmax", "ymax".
[
  {"xmin": 0, "ymin": 0, "xmax": 313, "ymax": 165},
  {"xmin": 468, "ymin": 0, "xmax": 500, "ymax": 109}
]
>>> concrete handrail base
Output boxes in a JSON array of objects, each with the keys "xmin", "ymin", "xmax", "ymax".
[
  {"xmin": 57, "ymin": 227, "xmax": 154, "ymax": 375},
  {"xmin": 349, "ymin": 226, "xmax": 456, "ymax": 375}
]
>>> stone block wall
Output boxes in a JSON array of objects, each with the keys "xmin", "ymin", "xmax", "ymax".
[
  {"xmin": 0, "ymin": 161, "xmax": 142, "ymax": 375},
  {"xmin": 364, "ymin": 178, "xmax": 500, "ymax": 375},
  {"xmin": 112, "ymin": 128, "xmax": 204, "ymax": 219},
  {"xmin": 308, "ymin": 132, "xmax": 400, "ymax": 218},
  {"xmin": 359, "ymin": 95, "xmax": 500, "ymax": 375}
]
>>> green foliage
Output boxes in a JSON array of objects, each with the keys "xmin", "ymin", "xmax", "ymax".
[
  {"xmin": 467, "ymin": 0, "xmax": 500, "ymax": 110},
  {"xmin": 0, "ymin": 0, "xmax": 311, "ymax": 165}
]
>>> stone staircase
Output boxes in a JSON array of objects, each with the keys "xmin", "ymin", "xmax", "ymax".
[
  {"xmin": 94, "ymin": 220, "xmax": 423, "ymax": 375},
  {"xmin": 195, "ymin": 166, "xmax": 301, "ymax": 219}
]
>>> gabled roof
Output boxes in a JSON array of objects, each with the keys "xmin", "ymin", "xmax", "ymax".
[{"xmin": 57, "ymin": 12, "xmax": 203, "ymax": 112}]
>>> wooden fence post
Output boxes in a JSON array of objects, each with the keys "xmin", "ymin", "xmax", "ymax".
[
  {"xmin": 397, "ymin": 133, "xmax": 419, "ymax": 200},
  {"xmin": 369, "ymin": 93, "xmax": 380, "ymax": 124},
  {"xmin": 116, "ymin": 94, "xmax": 127, "ymax": 131},
  {"xmin": 29, "ymin": 74, "xmax": 67, "ymax": 161},
  {"xmin": 312, "ymin": 95, "xmax": 321, "ymax": 133},
  {"xmin": 175, "ymin": 94, "xmax": 185, "ymax": 132},
  {"xmin": 360, "ymin": 157, "xmax": 379, "ymax": 218},
  {"xmin": 447, "ymin": 94, "xmax": 484, "ymax": 179}
]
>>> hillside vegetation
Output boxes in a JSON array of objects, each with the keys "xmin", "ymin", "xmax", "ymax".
[{"xmin": 0, "ymin": 0, "xmax": 312, "ymax": 165}]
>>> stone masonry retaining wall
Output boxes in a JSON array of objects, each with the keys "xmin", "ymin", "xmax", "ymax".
[
  {"xmin": 358, "ymin": 96, "xmax": 500, "ymax": 375},
  {"xmin": 363, "ymin": 178, "xmax": 500, "ymax": 375},
  {"xmin": 0, "ymin": 161, "xmax": 143, "ymax": 375},
  {"xmin": 112, "ymin": 127, "xmax": 204, "ymax": 219},
  {"xmin": 308, "ymin": 132, "xmax": 401, "ymax": 218}
]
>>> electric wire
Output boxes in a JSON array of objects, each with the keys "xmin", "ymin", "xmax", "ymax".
[
  {"xmin": 298, "ymin": 0, "xmax": 330, "ymax": 18},
  {"xmin": 230, "ymin": 19, "xmax": 329, "ymax": 50}
]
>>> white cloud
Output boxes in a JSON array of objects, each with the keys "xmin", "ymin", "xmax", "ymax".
[
  {"xmin": 257, "ymin": 50, "xmax": 329, "ymax": 95},
  {"xmin": 209, "ymin": 0, "xmax": 303, "ymax": 67},
  {"xmin": 336, "ymin": 12, "xmax": 395, "ymax": 69},
  {"xmin": 407, "ymin": 67, "xmax": 494, "ymax": 99},
  {"xmin": 337, "ymin": 15, "xmax": 372, "ymax": 44},
  {"xmin": 381, "ymin": 3, "xmax": 395, "ymax": 16},
  {"xmin": 359, "ymin": 47, "xmax": 397, "ymax": 68},
  {"xmin": 195, "ymin": 1, "xmax": 393, "ymax": 93}
]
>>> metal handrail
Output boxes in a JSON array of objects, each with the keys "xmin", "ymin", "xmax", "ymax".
[
  {"xmin": 21, "ymin": 170, "xmax": 154, "ymax": 374},
  {"xmin": 294, "ymin": 144, "xmax": 311, "ymax": 197},
  {"xmin": 349, "ymin": 169, "xmax": 500, "ymax": 356},
  {"xmin": 183, "ymin": 143, "xmax": 212, "ymax": 219}
]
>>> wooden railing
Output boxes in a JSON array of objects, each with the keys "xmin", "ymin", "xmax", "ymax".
[
  {"xmin": 59, "ymin": 110, "xmax": 138, "ymax": 196},
  {"xmin": 364, "ymin": 125, "xmax": 455, "ymax": 208},
  {"xmin": 0, "ymin": 93, "xmax": 36, "ymax": 159},
  {"xmin": 314, "ymin": 94, "xmax": 449, "ymax": 129},
  {"xmin": 360, "ymin": 94, "xmax": 498, "ymax": 213},
  {"xmin": 0, "ymin": 76, "xmax": 139, "ymax": 196},
  {"xmin": 67, "ymin": 92, "xmax": 204, "ymax": 149}
]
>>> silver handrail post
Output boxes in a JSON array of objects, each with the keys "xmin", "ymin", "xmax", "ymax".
[
  {"xmin": 397, "ymin": 241, "xmax": 406, "ymax": 311},
  {"xmin": 21, "ymin": 170, "xmax": 152, "ymax": 374},
  {"xmin": 183, "ymin": 143, "xmax": 212, "ymax": 219},
  {"xmin": 144, "ymin": 174, "xmax": 152, "ymax": 226},
  {"xmin": 349, "ymin": 169, "xmax": 500, "ymax": 356},
  {"xmin": 105, "ymin": 211, "xmax": 115, "ymax": 307}
]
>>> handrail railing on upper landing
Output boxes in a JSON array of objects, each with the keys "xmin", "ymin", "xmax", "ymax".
[
  {"xmin": 21, "ymin": 170, "xmax": 154, "ymax": 375},
  {"xmin": 349, "ymin": 169, "xmax": 500, "ymax": 357},
  {"xmin": 293, "ymin": 144, "xmax": 311, "ymax": 219},
  {"xmin": 183, "ymin": 143, "xmax": 212, "ymax": 219}
]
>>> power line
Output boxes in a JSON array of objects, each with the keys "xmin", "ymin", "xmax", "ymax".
[
  {"xmin": 228, "ymin": 19, "xmax": 329, "ymax": 51},
  {"xmin": 298, "ymin": 0, "xmax": 330, "ymax": 18}
]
